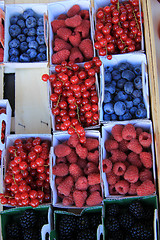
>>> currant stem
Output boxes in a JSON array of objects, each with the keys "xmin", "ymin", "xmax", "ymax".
[{"xmin": 54, "ymin": 94, "xmax": 61, "ymax": 109}]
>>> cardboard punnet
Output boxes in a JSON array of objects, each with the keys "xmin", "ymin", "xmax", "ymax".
[
  {"xmin": 99, "ymin": 53, "xmax": 150, "ymax": 123},
  {"xmin": 101, "ymin": 119, "xmax": 156, "ymax": 198},
  {"xmin": 4, "ymin": 3, "xmax": 49, "ymax": 68}
]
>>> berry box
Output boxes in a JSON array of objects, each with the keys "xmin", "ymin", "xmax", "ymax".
[
  {"xmin": 0, "ymin": 205, "xmax": 50, "ymax": 240},
  {"xmin": 4, "ymin": 3, "xmax": 48, "ymax": 68},
  {"xmin": 0, "ymin": 1, "xmax": 4, "ymax": 64},
  {"xmin": 50, "ymin": 130, "xmax": 103, "ymax": 208},
  {"xmin": 99, "ymin": 53, "xmax": 150, "ymax": 122},
  {"xmin": 103, "ymin": 195, "xmax": 159, "ymax": 240},
  {"xmin": 101, "ymin": 119, "xmax": 156, "ymax": 198},
  {"xmin": 48, "ymin": 0, "xmax": 95, "ymax": 66}
]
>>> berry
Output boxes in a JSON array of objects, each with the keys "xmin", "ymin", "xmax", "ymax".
[
  {"xmin": 122, "ymin": 124, "xmax": 136, "ymax": 140},
  {"xmin": 86, "ymin": 191, "xmax": 102, "ymax": 206},
  {"xmin": 124, "ymin": 165, "xmax": 139, "ymax": 183},
  {"xmin": 52, "ymin": 163, "xmax": 69, "ymax": 177},
  {"xmin": 113, "ymin": 162, "xmax": 126, "ymax": 176},
  {"xmin": 140, "ymin": 152, "xmax": 153, "ymax": 169},
  {"xmin": 136, "ymin": 180, "xmax": 155, "ymax": 196},
  {"xmin": 73, "ymin": 190, "xmax": 87, "ymax": 207},
  {"xmin": 79, "ymin": 39, "xmax": 94, "ymax": 60},
  {"xmin": 114, "ymin": 101, "xmax": 126, "ymax": 116},
  {"xmin": 128, "ymin": 200, "xmax": 145, "ymax": 219},
  {"xmin": 111, "ymin": 124, "xmax": 123, "ymax": 142},
  {"xmin": 54, "ymin": 144, "xmax": 71, "ymax": 157},
  {"xmin": 65, "ymin": 15, "xmax": 82, "ymax": 28},
  {"xmin": 57, "ymin": 27, "xmax": 72, "ymax": 41},
  {"xmin": 127, "ymin": 138, "xmax": 142, "ymax": 154},
  {"xmin": 106, "ymin": 203, "xmax": 120, "ymax": 216},
  {"xmin": 105, "ymin": 216, "xmax": 120, "ymax": 232},
  {"xmin": 67, "ymin": 5, "xmax": 80, "ymax": 17},
  {"xmin": 115, "ymin": 180, "xmax": 129, "ymax": 194},
  {"xmin": 20, "ymin": 209, "xmax": 37, "ymax": 229}
]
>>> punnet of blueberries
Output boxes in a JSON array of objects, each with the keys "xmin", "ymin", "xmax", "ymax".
[
  {"xmin": 102, "ymin": 61, "xmax": 147, "ymax": 121},
  {"xmin": 8, "ymin": 8, "xmax": 47, "ymax": 62}
]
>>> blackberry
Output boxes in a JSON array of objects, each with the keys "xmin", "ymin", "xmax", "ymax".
[
  {"xmin": 89, "ymin": 212, "xmax": 101, "ymax": 229},
  {"xmin": 76, "ymin": 229, "xmax": 96, "ymax": 240},
  {"xmin": 128, "ymin": 201, "xmax": 145, "ymax": 219},
  {"xmin": 105, "ymin": 216, "xmax": 120, "ymax": 232},
  {"xmin": 36, "ymin": 215, "xmax": 48, "ymax": 229},
  {"xmin": 20, "ymin": 209, "xmax": 37, "ymax": 229},
  {"xmin": 109, "ymin": 230, "xmax": 124, "ymax": 240},
  {"xmin": 77, "ymin": 215, "xmax": 90, "ymax": 230},
  {"xmin": 7, "ymin": 222, "xmax": 21, "ymax": 239},
  {"xmin": 130, "ymin": 223, "xmax": 153, "ymax": 240},
  {"xmin": 22, "ymin": 228, "xmax": 39, "ymax": 240},
  {"xmin": 106, "ymin": 203, "xmax": 120, "ymax": 216},
  {"xmin": 119, "ymin": 212, "xmax": 135, "ymax": 229},
  {"xmin": 143, "ymin": 207, "xmax": 154, "ymax": 220},
  {"xmin": 58, "ymin": 215, "xmax": 77, "ymax": 240}
]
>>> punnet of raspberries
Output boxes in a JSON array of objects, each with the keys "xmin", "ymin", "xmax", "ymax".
[
  {"xmin": 94, "ymin": 0, "xmax": 143, "ymax": 59},
  {"xmin": 102, "ymin": 123, "xmax": 156, "ymax": 196},
  {"xmin": 53, "ymin": 134, "xmax": 103, "ymax": 207},
  {"xmin": 0, "ymin": 137, "xmax": 51, "ymax": 207},
  {"xmin": 0, "ymin": 107, "xmax": 7, "ymax": 163},
  {"xmin": 42, "ymin": 58, "xmax": 102, "ymax": 143},
  {"xmin": 51, "ymin": 4, "xmax": 94, "ymax": 64}
]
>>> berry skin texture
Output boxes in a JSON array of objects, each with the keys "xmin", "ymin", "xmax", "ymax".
[
  {"xmin": 84, "ymin": 138, "xmax": 99, "ymax": 151},
  {"xmin": 107, "ymin": 170, "xmax": 120, "ymax": 185},
  {"xmin": 69, "ymin": 47, "xmax": 84, "ymax": 63},
  {"xmin": 67, "ymin": 132, "xmax": 80, "ymax": 148},
  {"xmin": 115, "ymin": 180, "xmax": 129, "ymax": 195},
  {"xmin": 54, "ymin": 37, "xmax": 72, "ymax": 52},
  {"xmin": 128, "ymin": 181, "xmax": 141, "ymax": 195},
  {"xmin": 127, "ymin": 138, "xmax": 142, "ymax": 154},
  {"xmin": 52, "ymin": 49, "xmax": 70, "ymax": 64},
  {"xmin": 136, "ymin": 180, "xmax": 155, "ymax": 196},
  {"xmin": 140, "ymin": 152, "xmax": 153, "ymax": 169},
  {"xmin": 69, "ymin": 163, "xmax": 83, "ymax": 180},
  {"xmin": 57, "ymin": 175, "xmax": 74, "ymax": 196},
  {"xmin": 86, "ymin": 191, "xmax": 102, "ymax": 206},
  {"xmin": 124, "ymin": 165, "xmax": 139, "ymax": 183},
  {"xmin": 122, "ymin": 124, "xmax": 136, "ymax": 140},
  {"xmin": 75, "ymin": 19, "xmax": 90, "ymax": 38},
  {"xmin": 139, "ymin": 169, "xmax": 153, "ymax": 182},
  {"xmin": 73, "ymin": 190, "xmax": 87, "ymax": 207},
  {"xmin": 87, "ymin": 150, "xmax": 99, "ymax": 164},
  {"xmin": 103, "ymin": 159, "xmax": 112, "ymax": 173},
  {"xmin": 111, "ymin": 124, "xmax": 124, "ymax": 142},
  {"xmin": 105, "ymin": 139, "xmax": 119, "ymax": 152},
  {"xmin": 111, "ymin": 149, "xmax": 127, "ymax": 162},
  {"xmin": 79, "ymin": 39, "xmax": 94, "ymax": 60},
  {"xmin": 52, "ymin": 163, "xmax": 69, "ymax": 177},
  {"xmin": 127, "ymin": 152, "xmax": 142, "ymax": 168},
  {"xmin": 139, "ymin": 132, "xmax": 152, "ymax": 148},
  {"xmin": 66, "ymin": 149, "xmax": 78, "ymax": 163},
  {"xmin": 69, "ymin": 31, "xmax": 81, "ymax": 47},
  {"xmin": 65, "ymin": 15, "xmax": 82, "ymax": 28},
  {"xmin": 75, "ymin": 176, "xmax": 88, "ymax": 190},
  {"xmin": 88, "ymin": 173, "xmax": 100, "ymax": 186},
  {"xmin": 54, "ymin": 144, "xmax": 71, "ymax": 157},
  {"xmin": 76, "ymin": 143, "xmax": 88, "ymax": 159},
  {"xmin": 113, "ymin": 162, "xmax": 126, "ymax": 176},
  {"xmin": 67, "ymin": 4, "xmax": 80, "ymax": 17},
  {"xmin": 51, "ymin": 19, "xmax": 65, "ymax": 33},
  {"xmin": 57, "ymin": 27, "xmax": 72, "ymax": 41}
]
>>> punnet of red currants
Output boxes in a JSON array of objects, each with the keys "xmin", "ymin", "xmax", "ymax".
[
  {"xmin": 42, "ymin": 58, "xmax": 102, "ymax": 144},
  {"xmin": 0, "ymin": 137, "xmax": 51, "ymax": 207},
  {"xmin": 94, "ymin": 0, "xmax": 143, "ymax": 58}
]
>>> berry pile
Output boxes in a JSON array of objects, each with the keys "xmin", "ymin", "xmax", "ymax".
[
  {"xmin": 6, "ymin": 208, "xmax": 48, "ymax": 240},
  {"xmin": 53, "ymin": 134, "xmax": 102, "ymax": 207},
  {"xmin": 57, "ymin": 211, "xmax": 101, "ymax": 240},
  {"xmin": 105, "ymin": 200, "xmax": 154, "ymax": 240},
  {"xmin": 51, "ymin": 4, "xmax": 94, "ymax": 64},
  {"xmin": 42, "ymin": 58, "xmax": 101, "ymax": 142},
  {"xmin": 94, "ymin": 0, "xmax": 143, "ymax": 57},
  {"xmin": 0, "ymin": 107, "xmax": 6, "ymax": 160},
  {"xmin": 0, "ymin": 137, "xmax": 51, "ymax": 207},
  {"xmin": 103, "ymin": 61, "xmax": 147, "ymax": 121},
  {"xmin": 8, "ymin": 8, "xmax": 47, "ymax": 62},
  {"xmin": 103, "ymin": 123, "xmax": 155, "ymax": 196}
]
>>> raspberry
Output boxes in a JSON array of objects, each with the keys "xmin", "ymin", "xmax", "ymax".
[
  {"xmin": 76, "ymin": 143, "xmax": 88, "ymax": 159},
  {"xmin": 127, "ymin": 139, "xmax": 142, "ymax": 154},
  {"xmin": 127, "ymin": 152, "xmax": 142, "ymax": 168},
  {"xmin": 86, "ymin": 191, "xmax": 102, "ymax": 206},
  {"xmin": 62, "ymin": 194, "xmax": 74, "ymax": 206},
  {"xmin": 115, "ymin": 180, "xmax": 129, "ymax": 195},
  {"xmin": 109, "ymin": 184, "xmax": 119, "ymax": 195},
  {"xmin": 139, "ymin": 132, "xmax": 152, "ymax": 148},
  {"xmin": 57, "ymin": 14, "xmax": 67, "ymax": 20},
  {"xmin": 105, "ymin": 139, "xmax": 119, "ymax": 152},
  {"xmin": 68, "ymin": 133, "xmax": 80, "ymax": 148},
  {"xmin": 75, "ymin": 20, "xmax": 90, "ymax": 38},
  {"xmin": 66, "ymin": 149, "xmax": 78, "ymax": 163},
  {"xmin": 77, "ymin": 158, "xmax": 87, "ymax": 169},
  {"xmin": 102, "ymin": 159, "xmax": 112, "ymax": 174},
  {"xmin": 124, "ymin": 165, "xmax": 139, "ymax": 183},
  {"xmin": 69, "ymin": 163, "xmax": 83, "ymax": 181},
  {"xmin": 128, "ymin": 181, "xmax": 141, "ymax": 195},
  {"xmin": 67, "ymin": 5, "xmax": 80, "ymax": 17},
  {"xmin": 51, "ymin": 19, "xmax": 65, "ymax": 33},
  {"xmin": 54, "ymin": 38, "xmax": 72, "ymax": 52},
  {"xmin": 57, "ymin": 176, "xmax": 74, "ymax": 196},
  {"xmin": 55, "ymin": 176, "xmax": 63, "ymax": 185},
  {"xmin": 75, "ymin": 176, "xmax": 88, "ymax": 190},
  {"xmin": 78, "ymin": 10, "xmax": 90, "ymax": 20},
  {"xmin": 87, "ymin": 150, "xmax": 99, "ymax": 164},
  {"xmin": 79, "ymin": 39, "xmax": 94, "ymax": 60},
  {"xmin": 57, "ymin": 27, "xmax": 72, "ymax": 41},
  {"xmin": 111, "ymin": 124, "xmax": 123, "ymax": 142},
  {"xmin": 65, "ymin": 15, "xmax": 82, "ymax": 28},
  {"xmin": 69, "ymin": 47, "xmax": 84, "ymax": 63},
  {"xmin": 52, "ymin": 49, "xmax": 70, "ymax": 64},
  {"xmin": 139, "ymin": 169, "xmax": 153, "ymax": 182},
  {"xmin": 83, "ymin": 138, "xmax": 99, "ymax": 151},
  {"xmin": 52, "ymin": 163, "xmax": 69, "ymax": 177},
  {"xmin": 119, "ymin": 139, "xmax": 129, "ymax": 152},
  {"xmin": 84, "ymin": 162, "xmax": 99, "ymax": 175},
  {"xmin": 56, "ymin": 157, "xmax": 66, "ymax": 164},
  {"xmin": 0, "ymin": 48, "xmax": 4, "ymax": 62},
  {"xmin": 122, "ymin": 124, "xmax": 136, "ymax": 140},
  {"xmin": 54, "ymin": 144, "xmax": 71, "ymax": 157},
  {"xmin": 136, "ymin": 127, "xmax": 143, "ymax": 137},
  {"xmin": 88, "ymin": 173, "xmax": 100, "ymax": 186},
  {"xmin": 69, "ymin": 32, "xmax": 81, "ymax": 47},
  {"xmin": 73, "ymin": 190, "xmax": 87, "ymax": 207},
  {"xmin": 113, "ymin": 162, "xmax": 126, "ymax": 176},
  {"xmin": 136, "ymin": 180, "xmax": 155, "ymax": 196},
  {"xmin": 89, "ymin": 184, "xmax": 101, "ymax": 193},
  {"xmin": 111, "ymin": 149, "xmax": 127, "ymax": 162},
  {"xmin": 106, "ymin": 171, "xmax": 120, "ymax": 185},
  {"xmin": 140, "ymin": 152, "xmax": 153, "ymax": 169}
]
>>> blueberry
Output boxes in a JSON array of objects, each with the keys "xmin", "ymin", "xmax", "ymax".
[
  {"xmin": 27, "ymin": 48, "xmax": 37, "ymax": 59},
  {"xmin": 17, "ymin": 19, "xmax": 25, "ymax": 29},
  {"xmin": 37, "ymin": 17, "xmax": 44, "ymax": 26},
  {"xmin": 36, "ymin": 35, "xmax": 45, "ymax": 45},
  {"xmin": 135, "ymin": 108, "xmax": 147, "ymax": 118},
  {"xmin": 111, "ymin": 114, "xmax": 117, "ymax": 120},
  {"xmin": 26, "ymin": 36, "xmax": 36, "ymax": 43},
  {"xmin": 9, "ymin": 48, "xmax": 19, "ymax": 56},
  {"xmin": 36, "ymin": 53, "xmax": 46, "ymax": 61},
  {"xmin": 126, "ymin": 100, "xmax": 133, "ymax": 109},
  {"xmin": 138, "ymin": 103, "xmax": 145, "ymax": 109},
  {"xmin": 134, "ymin": 76, "xmax": 142, "ymax": 89},
  {"xmin": 130, "ymin": 106, "xmax": 137, "ymax": 115},
  {"xmin": 132, "ymin": 90, "xmax": 142, "ymax": 98},
  {"xmin": 122, "ymin": 70, "xmax": 135, "ymax": 81},
  {"xmin": 118, "ymin": 62, "xmax": 131, "ymax": 71},
  {"xmin": 114, "ymin": 95, "xmax": 119, "ymax": 102},
  {"xmin": 37, "ymin": 26, "xmax": 44, "ymax": 35},
  {"xmin": 20, "ymin": 42, "xmax": 28, "ymax": 52},
  {"xmin": 104, "ymin": 114, "xmax": 111, "ymax": 121},
  {"xmin": 104, "ymin": 91, "xmax": 112, "ymax": 103},
  {"xmin": 23, "ymin": 9, "xmax": 35, "ymax": 19},
  {"xmin": 123, "ymin": 112, "xmax": 132, "ymax": 120},
  {"xmin": 20, "ymin": 53, "xmax": 30, "ymax": 62},
  {"xmin": 27, "ymin": 28, "xmax": 36, "ymax": 36},
  {"xmin": 38, "ymin": 44, "xmax": 46, "ymax": 53},
  {"xmin": 112, "ymin": 81, "xmax": 116, "ymax": 86},
  {"xmin": 22, "ymin": 28, "xmax": 29, "ymax": 35},
  {"xmin": 117, "ymin": 91, "xmax": 128, "ymax": 101},
  {"xmin": 104, "ymin": 103, "xmax": 114, "ymax": 114},
  {"xmin": 105, "ymin": 72, "xmax": 112, "ymax": 82},
  {"xmin": 134, "ymin": 65, "xmax": 142, "ymax": 75},
  {"xmin": 10, "ymin": 15, "xmax": 19, "ymax": 24},
  {"xmin": 9, "ymin": 55, "xmax": 19, "ymax": 62},
  {"xmin": 105, "ymin": 66, "xmax": 113, "ymax": 72},
  {"xmin": 26, "ymin": 16, "xmax": 37, "ymax": 28},
  {"xmin": 28, "ymin": 40, "xmax": 38, "ymax": 50},
  {"xmin": 105, "ymin": 83, "xmax": 116, "ymax": 94},
  {"xmin": 119, "ymin": 116, "xmax": 123, "ymax": 121},
  {"xmin": 124, "ymin": 82, "xmax": 134, "ymax": 94},
  {"xmin": 9, "ymin": 39, "xmax": 20, "ymax": 48},
  {"xmin": 114, "ymin": 101, "xmax": 126, "ymax": 116},
  {"xmin": 9, "ymin": 24, "xmax": 21, "ymax": 38},
  {"xmin": 111, "ymin": 70, "xmax": 121, "ymax": 80},
  {"xmin": 17, "ymin": 34, "xmax": 26, "ymax": 42},
  {"xmin": 117, "ymin": 79, "xmax": 126, "ymax": 89},
  {"xmin": 133, "ymin": 97, "xmax": 141, "ymax": 106}
]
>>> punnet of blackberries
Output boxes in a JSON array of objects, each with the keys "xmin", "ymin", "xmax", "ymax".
[
  {"xmin": 105, "ymin": 200, "xmax": 155, "ymax": 240},
  {"xmin": 6, "ymin": 209, "xmax": 48, "ymax": 240}
]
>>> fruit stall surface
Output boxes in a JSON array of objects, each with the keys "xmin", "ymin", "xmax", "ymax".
[{"xmin": 0, "ymin": 0, "xmax": 160, "ymax": 239}]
